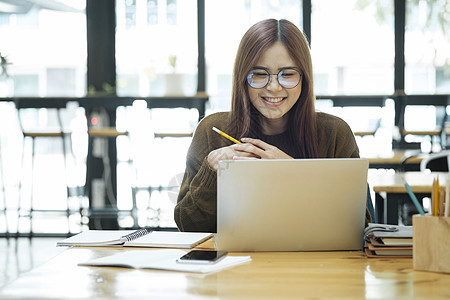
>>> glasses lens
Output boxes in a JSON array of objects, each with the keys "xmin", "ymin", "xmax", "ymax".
[
  {"xmin": 247, "ymin": 69, "xmax": 269, "ymax": 88},
  {"xmin": 278, "ymin": 69, "xmax": 301, "ymax": 89}
]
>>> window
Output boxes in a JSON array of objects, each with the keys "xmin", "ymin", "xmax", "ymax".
[
  {"xmin": 125, "ymin": 0, "xmax": 137, "ymax": 29},
  {"xmin": 116, "ymin": 0, "xmax": 198, "ymax": 97},
  {"xmin": 0, "ymin": 1, "xmax": 86, "ymax": 97},
  {"xmin": 405, "ymin": 0, "xmax": 450, "ymax": 94},
  {"xmin": 147, "ymin": 0, "xmax": 158, "ymax": 25},
  {"xmin": 311, "ymin": 0, "xmax": 394, "ymax": 95}
]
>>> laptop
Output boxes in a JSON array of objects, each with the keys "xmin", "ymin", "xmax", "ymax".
[{"xmin": 216, "ymin": 158, "xmax": 369, "ymax": 251}]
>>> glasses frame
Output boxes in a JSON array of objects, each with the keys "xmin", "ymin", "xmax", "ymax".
[{"xmin": 246, "ymin": 67, "xmax": 302, "ymax": 89}]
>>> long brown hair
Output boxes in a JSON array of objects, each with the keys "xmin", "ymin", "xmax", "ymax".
[{"xmin": 229, "ymin": 19, "xmax": 318, "ymax": 158}]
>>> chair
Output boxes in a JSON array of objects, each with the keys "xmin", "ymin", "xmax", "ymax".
[
  {"xmin": 15, "ymin": 100, "xmax": 77, "ymax": 236},
  {"xmin": 354, "ymin": 118, "xmax": 382, "ymax": 137},
  {"xmin": 83, "ymin": 124, "xmax": 130, "ymax": 229},
  {"xmin": 0, "ymin": 138, "xmax": 9, "ymax": 237},
  {"xmin": 419, "ymin": 150, "xmax": 450, "ymax": 172},
  {"xmin": 366, "ymin": 184, "xmax": 376, "ymax": 223},
  {"xmin": 398, "ymin": 150, "xmax": 426, "ymax": 172},
  {"xmin": 130, "ymin": 131, "xmax": 191, "ymax": 228},
  {"xmin": 398, "ymin": 101, "xmax": 448, "ymax": 150}
]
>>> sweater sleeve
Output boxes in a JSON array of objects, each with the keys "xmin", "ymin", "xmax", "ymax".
[
  {"xmin": 316, "ymin": 113, "xmax": 371, "ymax": 226},
  {"xmin": 174, "ymin": 113, "xmax": 228, "ymax": 232},
  {"xmin": 336, "ymin": 118, "xmax": 372, "ymax": 226},
  {"xmin": 334, "ymin": 117, "xmax": 372, "ymax": 225},
  {"xmin": 331, "ymin": 116, "xmax": 360, "ymax": 158},
  {"xmin": 174, "ymin": 156, "xmax": 218, "ymax": 232},
  {"xmin": 316, "ymin": 113, "xmax": 360, "ymax": 159}
]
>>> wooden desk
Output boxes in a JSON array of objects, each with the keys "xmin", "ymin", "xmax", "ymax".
[
  {"xmin": 1, "ymin": 244, "xmax": 449, "ymax": 299},
  {"xmin": 368, "ymin": 172, "xmax": 448, "ymax": 224}
]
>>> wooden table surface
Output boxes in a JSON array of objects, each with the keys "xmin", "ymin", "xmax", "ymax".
[
  {"xmin": 363, "ymin": 149, "xmax": 424, "ymax": 165},
  {"xmin": 368, "ymin": 171, "xmax": 448, "ymax": 193},
  {"xmin": 368, "ymin": 171, "xmax": 448, "ymax": 224},
  {"xmin": 1, "ymin": 239, "xmax": 449, "ymax": 299}
]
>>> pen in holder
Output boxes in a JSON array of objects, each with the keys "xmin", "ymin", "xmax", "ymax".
[{"xmin": 413, "ymin": 215, "xmax": 450, "ymax": 274}]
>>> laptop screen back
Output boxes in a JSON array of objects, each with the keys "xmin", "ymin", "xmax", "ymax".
[{"xmin": 217, "ymin": 159, "xmax": 369, "ymax": 251}]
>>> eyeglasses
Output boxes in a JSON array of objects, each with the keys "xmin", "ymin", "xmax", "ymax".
[{"xmin": 246, "ymin": 68, "xmax": 302, "ymax": 89}]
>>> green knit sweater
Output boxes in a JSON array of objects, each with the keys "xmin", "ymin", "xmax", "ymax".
[{"xmin": 174, "ymin": 111, "xmax": 370, "ymax": 232}]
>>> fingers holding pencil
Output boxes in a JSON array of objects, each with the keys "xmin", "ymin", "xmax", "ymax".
[
  {"xmin": 212, "ymin": 127, "xmax": 242, "ymax": 144},
  {"xmin": 207, "ymin": 127, "xmax": 254, "ymax": 171},
  {"xmin": 207, "ymin": 143, "xmax": 257, "ymax": 171},
  {"xmin": 211, "ymin": 127, "xmax": 293, "ymax": 160}
]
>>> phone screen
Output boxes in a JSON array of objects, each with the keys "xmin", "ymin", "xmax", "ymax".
[{"xmin": 176, "ymin": 250, "xmax": 228, "ymax": 264}]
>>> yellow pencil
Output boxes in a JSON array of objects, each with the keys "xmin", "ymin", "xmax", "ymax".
[
  {"xmin": 434, "ymin": 177, "xmax": 440, "ymax": 216},
  {"xmin": 212, "ymin": 127, "xmax": 242, "ymax": 144},
  {"xmin": 445, "ymin": 177, "xmax": 450, "ymax": 217},
  {"xmin": 431, "ymin": 178, "xmax": 436, "ymax": 215},
  {"xmin": 439, "ymin": 186, "xmax": 445, "ymax": 216}
]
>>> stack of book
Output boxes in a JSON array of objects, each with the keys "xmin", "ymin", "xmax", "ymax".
[{"xmin": 364, "ymin": 223, "xmax": 413, "ymax": 258}]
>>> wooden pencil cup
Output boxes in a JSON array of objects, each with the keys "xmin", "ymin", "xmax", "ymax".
[{"xmin": 413, "ymin": 215, "xmax": 450, "ymax": 274}]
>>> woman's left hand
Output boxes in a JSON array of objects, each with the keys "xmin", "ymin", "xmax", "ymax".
[{"xmin": 232, "ymin": 137, "xmax": 293, "ymax": 160}]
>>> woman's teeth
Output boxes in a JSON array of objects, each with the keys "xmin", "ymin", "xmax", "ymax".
[{"xmin": 264, "ymin": 97, "xmax": 284, "ymax": 103}]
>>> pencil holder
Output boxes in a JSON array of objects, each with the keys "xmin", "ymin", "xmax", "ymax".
[{"xmin": 413, "ymin": 215, "xmax": 450, "ymax": 274}]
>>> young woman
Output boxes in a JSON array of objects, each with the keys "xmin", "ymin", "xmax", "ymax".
[{"xmin": 174, "ymin": 19, "xmax": 370, "ymax": 232}]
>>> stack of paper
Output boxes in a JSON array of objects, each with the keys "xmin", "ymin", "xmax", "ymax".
[
  {"xmin": 363, "ymin": 223, "xmax": 413, "ymax": 258},
  {"xmin": 79, "ymin": 249, "xmax": 252, "ymax": 274}
]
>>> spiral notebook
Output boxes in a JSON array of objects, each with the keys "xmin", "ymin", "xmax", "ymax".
[{"xmin": 57, "ymin": 228, "xmax": 213, "ymax": 249}]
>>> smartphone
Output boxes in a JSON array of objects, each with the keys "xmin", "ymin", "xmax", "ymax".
[{"xmin": 176, "ymin": 250, "xmax": 228, "ymax": 264}]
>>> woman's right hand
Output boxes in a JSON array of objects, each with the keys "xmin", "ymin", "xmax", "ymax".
[{"xmin": 207, "ymin": 145, "xmax": 258, "ymax": 171}]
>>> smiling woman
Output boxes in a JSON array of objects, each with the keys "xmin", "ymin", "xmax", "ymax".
[{"xmin": 174, "ymin": 19, "xmax": 371, "ymax": 233}]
